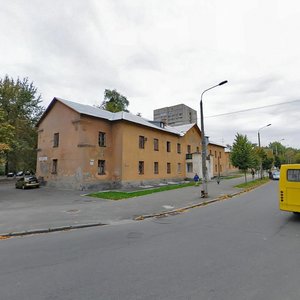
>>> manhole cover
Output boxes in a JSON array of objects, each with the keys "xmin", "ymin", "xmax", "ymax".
[{"xmin": 65, "ymin": 209, "xmax": 80, "ymax": 214}]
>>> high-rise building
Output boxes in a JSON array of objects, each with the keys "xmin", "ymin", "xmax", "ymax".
[{"xmin": 153, "ymin": 104, "xmax": 197, "ymax": 126}]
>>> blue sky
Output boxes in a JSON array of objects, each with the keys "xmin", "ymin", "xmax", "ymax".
[{"xmin": 1, "ymin": 0, "xmax": 300, "ymax": 148}]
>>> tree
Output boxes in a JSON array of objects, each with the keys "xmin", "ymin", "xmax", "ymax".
[
  {"xmin": 100, "ymin": 89, "xmax": 129, "ymax": 112},
  {"xmin": 0, "ymin": 75, "xmax": 44, "ymax": 173},
  {"xmin": 0, "ymin": 108, "xmax": 14, "ymax": 165},
  {"xmin": 274, "ymin": 155, "xmax": 281, "ymax": 168},
  {"xmin": 230, "ymin": 133, "xmax": 256, "ymax": 182},
  {"xmin": 261, "ymin": 151, "xmax": 274, "ymax": 171}
]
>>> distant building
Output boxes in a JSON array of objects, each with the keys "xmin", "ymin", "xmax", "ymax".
[{"xmin": 153, "ymin": 104, "xmax": 197, "ymax": 126}]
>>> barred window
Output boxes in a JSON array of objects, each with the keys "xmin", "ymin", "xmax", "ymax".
[
  {"xmin": 139, "ymin": 136, "xmax": 145, "ymax": 149},
  {"xmin": 154, "ymin": 162, "xmax": 159, "ymax": 174},
  {"xmin": 187, "ymin": 145, "xmax": 191, "ymax": 154},
  {"xmin": 167, "ymin": 162, "xmax": 171, "ymax": 174},
  {"xmin": 98, "ymin": 132, "xmax": 106, "ymax": 147},
  {"xmin": 177, "ymin": 163, "xmax": 181, "ymax": 173},
  {"xmin": 53, "ymin": 133, "xmax": 59, "ymax": 147},
  {"xmin": 154, "ymin": 138, "xmax": 159, "ymax": 151},
  {"xmin": 167, "ymin": 141, "xmax": 171, "ymax": 152},
  {"xmin": 52, "ymin": 159, "xmax": 58, "ymax": 174},
  {"xmin": 98, "ymin": 160, "xmax": 105, "ymax": 175},
  {"xmin": 177, "ymin": 143, "xmax": 181, "ymax": 154},
  {"xmin": 139, "ymin": 161, "xmax": 144, "ymax": 174}
]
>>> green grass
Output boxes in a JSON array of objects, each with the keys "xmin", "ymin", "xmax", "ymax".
[
  {"xmin": 221, "ymin": 174, "xmax": 243, "ymax": 180},
  {"xmin": 87, "ymin": 182, "xmax": 195, "ymax": 200},
  {"xmin": 235, "ymin": 177, "xmax": 270, "ymax": 189}
]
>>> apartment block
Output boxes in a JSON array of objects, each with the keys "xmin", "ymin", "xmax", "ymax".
[{"xmin": 153, "ymin": 104, "xmax": 197, "ymax": 126}]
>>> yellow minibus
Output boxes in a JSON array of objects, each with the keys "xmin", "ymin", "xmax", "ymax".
[{"xmin": 279, "ymin": 164, "xmax": 300, "ymax": 213}]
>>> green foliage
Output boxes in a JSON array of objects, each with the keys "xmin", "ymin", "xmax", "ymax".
[
  {"xmin": 230, "ymin": 133, "xmax": 257, "ymax": 182},
  {"xmin": 274, "ymin": 155, "xmax": 281, "ymax": 168},
  {"xmin": 0, "ymin": 108, "xmax": 15, "ymax": 163},
  {"xmin": 294, "ymin": 153, "xmax": 300, "ymax": 163},
  {"xmin": 235, "ymin": 177, "xmax": 269, "ymax": 189},
  {"xmin": 261, "ymin": 152, "xmax": 274, "ymax": 171},
  {"xmin": 87, "ymin": 182, "xmax": 194, "ymax": 200},
  {"xmin": 0, "ymin": 75, "xmax": 44, "ymax": 172},
  {"xmin": 100, "ymin": 89, "xmax": 129, "ymax": 112}
]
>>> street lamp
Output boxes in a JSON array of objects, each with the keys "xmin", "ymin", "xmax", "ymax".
[
  {"xmin": 257, "ymin": 123, "xmax": 271, "ymax": 179},
  {"xmin": 200, "ymin": 80, "xmax": 228, "ymax": 198}
]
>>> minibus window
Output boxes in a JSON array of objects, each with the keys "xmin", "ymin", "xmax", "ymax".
[{"xmin": 287, "ymin": 169, "xmax": 300, "ymax": 182}]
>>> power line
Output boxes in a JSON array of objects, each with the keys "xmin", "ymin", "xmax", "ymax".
[{"xmin": 205, "ymin": 99, "xmax": 300, "ymax": 119}]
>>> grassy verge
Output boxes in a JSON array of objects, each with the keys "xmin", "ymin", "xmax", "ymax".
[
  {"xmin": 235, "ymin": 177, "xmax": 270, "ymax": 189},
  {"xmin": 221, "ymin": 174, "xmax": 243, "ymax": 180},
  {"xmin": 87, "ymin": 182, "xmax": 195, "ymax": 200}
]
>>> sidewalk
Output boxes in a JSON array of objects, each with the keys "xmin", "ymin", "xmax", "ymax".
[{"xmin": 0, "ymin": 175, "xmax": 256, "ymax": 237}]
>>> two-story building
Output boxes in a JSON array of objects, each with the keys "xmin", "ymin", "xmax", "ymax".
[{"xmin": 36, "ymin": 98, "xmax": 227, "ymax": 190}]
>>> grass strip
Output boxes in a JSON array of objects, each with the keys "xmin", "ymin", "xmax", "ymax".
[
  {"xmin": 87, "ymin": 182, "xmax": 195, "ymax": 200},
  {"xmin": 235, "ymin": 177, "xmax": 270, "ymax": 189}
]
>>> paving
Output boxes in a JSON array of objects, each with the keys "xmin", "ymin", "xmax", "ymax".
[{"xmin": 0, "ymin": 175, "xmax": 257, "ymax": 237}]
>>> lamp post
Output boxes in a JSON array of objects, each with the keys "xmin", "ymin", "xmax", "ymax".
[
  {"xmin": 258, "ymin": 123, "xmax": 271, "ymax": 179},
  {"xmin": 200, "ymin": 80, "xmax": 227, "ymax": 198}
]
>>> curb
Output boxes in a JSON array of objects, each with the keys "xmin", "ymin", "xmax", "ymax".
[
  {"xmin": 0, "ymin": 222, "xmax": 106, "ymax": 239},
  {"xmin": 134, "ymin": 184, "xmax": 264, "ymax": 221}
]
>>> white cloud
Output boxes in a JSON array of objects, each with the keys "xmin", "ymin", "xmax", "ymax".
[{"xmin": 1, "ymin": 0, "xmax": 300, "ymax": 148}]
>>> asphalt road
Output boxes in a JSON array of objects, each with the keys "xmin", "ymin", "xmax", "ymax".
[{"xmin": 1, "ymin": 181, "xmax": 300, "ymax": 300}]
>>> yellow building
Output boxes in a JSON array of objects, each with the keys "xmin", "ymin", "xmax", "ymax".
[{"xmin": 36, "ymin": 98, "xmax": 227, "ymax": 190}]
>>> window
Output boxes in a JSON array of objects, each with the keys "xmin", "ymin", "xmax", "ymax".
[
  {"xmin": 52, "ymin": 159, "xmax": 58, "ymax": 174},
  {"xmin": 215, "ymin": 164, "xmax": 218, "ymax": 172},
  {"xmin": 167, "ymin": 141, "xmax": 171, "ymax": 152},
  {"xmin": 177, "ymin": 143, "xmax": 181, "ymax": 154},
  {"xmin": 167, "ymin": 162, "xmax": 171, "ymax": 174},
  {"xmin": 139, "ymin": 136, "xmax": 145, "ymax": 149},
  {"xmin": 287, "ymin": 169, "xmax": 300, "ymax": 182},
  {"xmin": 187, "ymin": 162, "xmax": 193, "ymax": 173},
  {"xmin": 154, "ymin": 162, "xmax": 159, "ymax": 174},
  {"xmin": 53, "ymin": 133, "xmax": 59, "ymax": 147},
  {"xmin": 215, "ymin": 151, "xmax": 217, "ymax": 157},
  {"xmin": 187, "ymin": 145, "xmax": 191, "ymax": 154},
  {"xmin": 98, "ymin": 132, "xmax": 106, "ymax": 147},
  {"xmin": 98, "ymin": 160, "xmax": 105, "ymax": 175},
  {"xmin": 154, "ymin": 138, "xmax": 159, "ymax": 151},
  {"xmin": 177, "ymin": 163, "xmax": 181, "ymax": 173},
  {"xmin": 139, "ymin": 161, "xmax": 144, "ymax": 174},
  {"xmin": 196, "ymin": 146, "xmax": 199, "ymax": 153},
  {"xmin": 219, "ymin": 151, "xmax": 221, "ymax": 158}
]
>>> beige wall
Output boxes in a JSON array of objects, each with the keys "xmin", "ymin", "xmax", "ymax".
[
  {"xmin": 207, "ymin": 144, "xmax": 226, "ymax": 177},
  {"xmin": 115, "ymin": 121, "xmax": 188, "ymax": 184}
]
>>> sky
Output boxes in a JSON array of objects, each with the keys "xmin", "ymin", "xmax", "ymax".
[{"xmin": 1, "ymin": 0, "xmax": 300, "ymax": 148}]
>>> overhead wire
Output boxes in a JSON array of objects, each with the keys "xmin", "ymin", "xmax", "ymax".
[{"xmin": 204, "ymin": 99, "xmax": 300, "ymax": 119}]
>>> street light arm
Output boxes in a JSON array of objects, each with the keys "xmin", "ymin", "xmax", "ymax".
[
  {"xmin": 200, "ymin": 81, "xmax": 228, "ymax": 102},
  {"xmin": 258, "ymin": 123, "xmax": 271, "ymax": 132}
]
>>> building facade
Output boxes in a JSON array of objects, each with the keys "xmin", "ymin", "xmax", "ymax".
[
  {"xmin": 36, "ymin": 98, "xmax": 227, "ymax": 190},
  {"xmin": 153, "ymin": 104, "xmax": 197, "ymax": 126}
]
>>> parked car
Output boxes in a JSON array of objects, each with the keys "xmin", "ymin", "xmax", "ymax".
[
  {"xmin": 15, "ymin": 175, "xmax": 40, "ymax": 189},
  {"xmin": 272, "ymin": 171, "xmax": 280, "ymax": 180},
  {"xmin": 16, "ymin": 171, "xmax": 24, "ymax": 176},
  {"xmin": 7, "ymin": 172, "xmax": 15, "ymax": 177}
]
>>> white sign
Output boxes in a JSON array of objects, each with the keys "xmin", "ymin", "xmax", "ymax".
[{"xmin": 39, "ymin": 156, "xmax": 48, "ymax": 161}]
